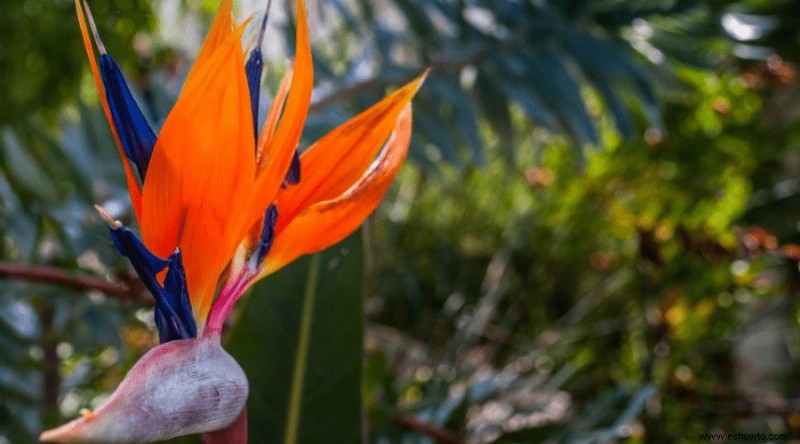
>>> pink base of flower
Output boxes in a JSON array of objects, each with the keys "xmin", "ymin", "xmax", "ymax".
[{"xmin": 207, "ymin": 270, "xmax": 255, "ymax": 333}]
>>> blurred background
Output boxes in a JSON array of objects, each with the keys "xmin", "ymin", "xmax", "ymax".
[{"xmin": 1, "ymin": 0, "xmax": 800, "ymax": 442}]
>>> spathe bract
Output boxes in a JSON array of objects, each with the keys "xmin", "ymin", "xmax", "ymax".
[{"xmin": 40, "ymin": 333, "xmax": 246, "ymax": 442}]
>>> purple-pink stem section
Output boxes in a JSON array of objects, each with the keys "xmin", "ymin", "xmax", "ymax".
[{"xmin": 206, "ymin": 271, "xmax": 254, "ymax": 333}]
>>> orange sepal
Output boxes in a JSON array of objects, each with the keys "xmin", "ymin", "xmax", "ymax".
[
  {"xmin": 140, "ymin": 26, "xmax": 255, "ymax": 322},
  {"xmin": 246, "ymin": 0, "xmax": 313, "ymax": 228},
  {"xmin": 256, "ymin": 67, "xmax": 293, "ymax": 168},
  {"xmin": 184, "ymin": 0, "xmax": 234, "ymax": 86},
  {"xmin": 261, "ymin": 105, "xmax": 413, "ymax": 276},
  {"xmin": 274, "ymin": 71, "xmax": 427, "ymax": 234},
  {"xmin": 75, "ymin": 0, "xmax": 142, "ymax": 220}
]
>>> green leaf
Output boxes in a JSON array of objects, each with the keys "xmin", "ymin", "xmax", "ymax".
[
  {"xmin": 393, "ymin": 0, "xmax": 440, "ymax": 47},
  {"xmin": 590, "ymin": 78, "xmax": 634, "ymax": 140},
  {"xmin": 427, "ymin": 77, "xmax": 486, "ymax": 167},
  {"xmin": 415, "ymin": 108, "xmax": 461, "ymax": 166},
  {"xmin": 474, "ymin": 69, "xmax": 515, "ymax": 164},
  {"xmin": 519, "ymin": 47, "xmax": 599, "ymax": 146},
  {"xmin": 561, "ymin": 30, "xmax": 664, "ymax": 133},
  {"xmin": 77, "ymin": 100, "xmax": 116, "ymax": 158},
  {"xmin": 227, "ymin": 232, "xmax": 365, "ymax": 444},
  {"xmin": 491, "ymin": 70, "xmax": 558, "ymax": 129},
  {"xmin": 0, "ymin": 128, "xmax": 59, "ymax": 205},
  {"xmin": 24, "ymin": 120, "xmax": 95, "ymax": 202}
]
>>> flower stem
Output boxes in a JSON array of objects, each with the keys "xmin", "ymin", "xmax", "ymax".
[{"xmin": 201, "ymin": 407, "xmax": 248, "ymax": 444}]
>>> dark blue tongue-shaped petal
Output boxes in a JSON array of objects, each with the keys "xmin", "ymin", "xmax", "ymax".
[
  {"xmin": 250, "ymin": 204, "xmax": 278, "ymax": 269},
  {"xmin": 245, "ymin": 48, "xmax": 264, "ymax": 141},
  {"xmin": 108, "ymin": 224, "xmax": 168, "ymax": 291},
  {"xmin": 99, "ymin": 54, "xmax": 157, "ymax": 180},
  {"xmin": 108, "ymin": 224, "xmax": 196, "ymax": 343},
  {"xmin": 245, "ymin": 2, "xmax": 271, "ymax": 141},
  {"xmin": 246, "ymin": 1, "xmax": 302, "ymax": 186},
  {"xmin": 285, "ymin": 150, "xmax": 301, "ymax": 185},
  {"xmin": 157, "ymin": 251, "xmax": 196, "ymax": 342}
]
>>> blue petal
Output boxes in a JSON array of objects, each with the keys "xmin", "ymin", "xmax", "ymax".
[
  {"xmin": 245, "ymin": 6, "xmax": 301, "ymax": 186},
  {"xmin": 153, "ymin": 303, "xmax": 180, "ymax": 343},
  {"xmin": 154, "ymin": 252, "xmax": 193, "ymax": 341},
  {"xmin": 245, "ymin": 49, "xmax": 264, "ymax": 141},
  {"xmin": 252, "ymin": 204, "xmax": 278, "ymax": 267},
  {"xmin": 163, "ymin": 251, "xmax": 196, "ymax": 338},
  {"xmin": 152, "ymin": 307, "xmax": 171, "ymax": 342},
  {"xmin": 108, "ymin": 225, "xmax": 197, "ymax": 343},
  {"xmin": 245, "ymin": 6, "xmax": 272, "ymax": 142},
  {"xmin": 99, "ymin": 54, "xmax": 157, "ymax": 180},
  {"xmin": 108, "ymin": 224, "xmax": 168, "ymax": 296},
  {"xmin": 153, "ymin": 300, "xmax": 189, "ymax": 343},
  {"xmin": 285, "ymin": 150, "xmax": 301, "ymax": 185}
]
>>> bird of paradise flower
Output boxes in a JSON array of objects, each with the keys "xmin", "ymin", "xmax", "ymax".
[{"xmin": 40, "ymin": 0, "xmax": 425, "ymax": 441}]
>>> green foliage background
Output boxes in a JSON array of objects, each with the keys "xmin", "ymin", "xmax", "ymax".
[{"xmin": 1, "ymin": 0, "xmax": 799, "ymax": 443}]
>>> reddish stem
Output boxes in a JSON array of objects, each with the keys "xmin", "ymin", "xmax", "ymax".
[
  {"xmin": 206, "ymin": 271, "xmax": 253, "ymax": 333},
  {"xmin": 392, "ymin": 414, "xmax": 465, "ymax": 444},
  {"xmin": 202, "ymin": 407, "xmax": 248, "ymax": 444},
  {"xmin": 0, "ymin": 262, "xmax": 124, "ymax": 296}
]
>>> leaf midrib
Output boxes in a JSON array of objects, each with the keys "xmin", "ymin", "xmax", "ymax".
[{"xmin": 283, "ymin": 253, "xmax": 320, "ymax": 444}]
